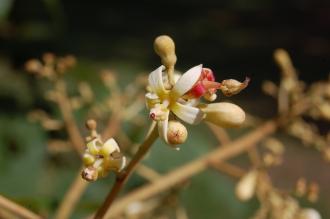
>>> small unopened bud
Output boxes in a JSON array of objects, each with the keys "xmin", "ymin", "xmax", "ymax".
[
  {"xmin": 86, "ymin": 119, "xmax": 97, "ymax": 130},
  {"xmin": 299, "ymin": 208, "xmax": 321, "ymax": 219},
  {"xmin": 220, "ymin": 77, "xmax": 250, "ymax": 96},
  {"xmin": 235, "ymin": 170, "xmax": 258, "ymax": 201},
  {"xmin": 25, "ymin": 59, "xmax": 42, "ymax": 73},
  {"xmin": 63, "ymin": 55, "xmax": 76, "ymax": 68},
  {"xmin": 42, "ymin": 53, "xmax": 55, "ymax": 65},
  {"xmin": 167, "ymin": 120, "xmax": 188, "ymax": 145},
  {"xmin": 154, "ymin": 35, "xmax": 177, "ymax": 68},
  {"xmin": 200, "ymin": 102, "xmax": 245, "ymax": 128},
  {"xmin": 81, "ymin": 166, "xmax": 98, "ymax": 182},
  {"xmin": 295, "ymin": 177, "xmax": 307, "ymax": 197},
  {"xmin": 308, "ymin": 182, "xmax": 319, "ymax": 203}
]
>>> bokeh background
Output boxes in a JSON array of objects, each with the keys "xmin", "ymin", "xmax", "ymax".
[{"xmin": 0, "ymin": 1, "xmax": 329, "ymax": 218}]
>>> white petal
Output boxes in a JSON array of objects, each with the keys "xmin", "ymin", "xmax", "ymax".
[
  {"xmin": 158, "ymin": 110, "xmax": 169, "ymax": 143},
  {"xmin": 148, "ymin": 66, "xmax": 166, "ymax": 96},
  {"xmin": 170, "ymin": 64, "xmax": 202, "ymax": 100},
  {"xmin": 171, "ymin": 102, "xmax": 204, "ymax": 125},
  {"xmin": 145, "ymin": 92, "xmax": 160, "ymax": 109},
  {"xmin": 103, "ymin": 138, "xmax": 120, "ymax": 153}
]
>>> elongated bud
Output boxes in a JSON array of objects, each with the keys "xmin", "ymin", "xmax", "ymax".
[
  {"xmin": 199, "ymin": 102, "xmax": 245, "ymax": 128},
  {"xmin": 274, "ymin": 48, "xmax": 296, "ymax": 78},
  {"xmin": 220, "ymin": 77, "xmax": 250, "ymax": 97},
  {"xmin": 167, "ymin": 120, "xmax": 188, "ymax": 146},
  {"xmin": 154, "ymin": 35, "xmax": 177, "ymax": 69},
  {"xmin": 299, "ymin": 208, "xmax": 321, "ymax": 219},
  {"xmin": 235, "ymin": 170, "xmax": 258, "ymax": 201}
]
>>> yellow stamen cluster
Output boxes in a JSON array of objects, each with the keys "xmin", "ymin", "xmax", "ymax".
[{"xmin": 81, "ymin": 120, "xmax": 126, "ymax": 182}]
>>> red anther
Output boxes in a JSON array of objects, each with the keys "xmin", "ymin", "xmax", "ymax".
[{"xmin": 150, "ymin": 113, "xmax": 156, "ymax": 120}]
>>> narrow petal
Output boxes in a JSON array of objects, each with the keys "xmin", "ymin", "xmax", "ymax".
[
  {"xmin": 158, "ymin": 110, "xmax": 169, "ymax": 143},
  {"xmin": 171, "ymin": 102, "xmax": 204, "ymax": 125},
  {"xmin": 102, "ymin": 138, "xmax": 120, "ymax": 155},
  {"xmin": 199, "ymin": 102, "xmax": 245, "ymax": 128},
  {"xmin": 170, "ymin": 65, "xmax": 203, "ymax": 100},
  {"xmin": 148, "ymin": 65, "xmax": 166, "ymax": 96},
  {"xmin": 145, "ymin": 92, "xmax": 160, "ymax": 109}
]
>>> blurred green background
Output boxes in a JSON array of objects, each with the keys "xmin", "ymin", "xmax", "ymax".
[{"xmin": 0, "ymin": 1, "xmax": 329, "ymax": 218}]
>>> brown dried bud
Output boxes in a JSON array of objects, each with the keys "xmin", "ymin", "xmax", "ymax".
[
  {"xmin": 220, "ymin": 77, "xmax": 250, "ymax": 97},
  {"xmin": 81, "ymin": 166, "xmax": 98, "ymax": 182},
  {"xmin": 167, "ymin": 120, "xmax": 188, "ymax": 146}
]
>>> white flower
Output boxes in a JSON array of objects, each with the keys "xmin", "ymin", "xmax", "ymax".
[
  {"xmin": 146, "ymin": 65, "xmax": 204, "ymax": 144},
  {"xmin": 82, "ymin": 138, "xmax": 126, "ymax": 181},
  {"xmin": 146, "ymin": 65, "xmax": 247, "ymax": 145}
]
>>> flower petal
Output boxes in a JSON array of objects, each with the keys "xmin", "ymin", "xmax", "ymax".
[
  {"xmin": 148, "ymin": 65, "xmax": 166, "ymax": 96},
  {"xmin": 158, "ymin": 110, "xmax": 169, "ymax": 143},
  {"xmin": 199, "ymin": 102, "xmax": 245, "ymax": 128},
  {"xmin": 171, "ymin": 102, "xmax": 204, "ymax": 125},
  {"xmin": 101, "ymin": 138, "xmax": 120, "ymax": 156},
  {"xmin": 170, "ymin": 64, "xmax": 202, "ymax": 100},
  {"xmin": 145, "ymin": 92, "xmax": 160, "ymax": 109}
]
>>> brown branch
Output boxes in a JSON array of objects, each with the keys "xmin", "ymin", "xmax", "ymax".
[
  {"xmin": 103, "ymin": 119, "xmax": 277, "ymax": 218},
  {"xmin": 0, "ymin": 195, "xmax": 42, "ymax": 219},
  {"xmin": 55, "ymin": 79, "xmax": 84, "ymax": 154},
  {"xmin": 53, "ymin": 167, "xmax": 89, "ymax": 219},
  {"xmin": 93, "ymin": 124, "xmax": 159, "ymax": 219},
  {"xmin": 209, "ymin": 161, "xmax": 246, "ymax": 179},
  {"xmin": 206, "ymin": 123, "xmax": 231, "ymax": 145}
]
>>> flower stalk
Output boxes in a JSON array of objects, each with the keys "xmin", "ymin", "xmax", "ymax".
[{"xmin": 93, "ymin": 124, "xmax": 159, "ymax": 219}]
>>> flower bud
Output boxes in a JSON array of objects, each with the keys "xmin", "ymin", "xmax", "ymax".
[
  {"xmin": 154, "ymin": 35, "xmax": 177, "ymax": 68},
  {"xmin": 81, "ymin": 166, "xmax": 98, "ymax": 182},
  {"xmin": 235, "ymin": 170, "xmax": 258, "ymax": 201},
  {"xmin": 86, "ymin": 119, "xmax": 97, "ymax": 130},
  {"xmin": 299, "ymin": 208, "xmax": 321, "ymax": 219},
  {"xmin": 167, "ymin": 120, "xmax": 188, "ymax": 145},
  {"xmin": 25, "ymin": 59, "xmax": 42, "ymax": 73},
  {"xmin": 83, "ymin": 153, "xmax": 95, "ymax": 166},
  {"xmin": 199, "ymin": 102, "xmax": 245, "ymax": 128},
  {"xmin": 220, "ymin": 77, "xmax": 250, "ymax": 96}
]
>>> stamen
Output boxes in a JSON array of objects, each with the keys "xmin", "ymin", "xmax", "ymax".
[{"xmin": 202, "ymin": 81, "xmax": 222, "ymax": 90}]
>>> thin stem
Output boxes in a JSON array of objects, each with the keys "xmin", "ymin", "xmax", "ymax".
[
  {"xmin": 167, "ymin": 66, "xmax": 175, "ymax": 86},
  {"xmin": 103, "ymin": 120, "xmax": 278, "ymax": 218},
  {"xmin": 0, "ymin": 195, "xmax": 42, "ymax": 219},
  {"xmin": 55, "ymin": 79, "xmax": 84, "ymax": 154},
  {"xmin": 93, "ymin": 124, "xmax": 159, "ymax": 219},
  {"xmin": 209, "ymin": 161, "xmax": 246, "ymax": 179},
  {"xmin": 53, "ymin": 167, "xmax": 89, "ymax": 219}
]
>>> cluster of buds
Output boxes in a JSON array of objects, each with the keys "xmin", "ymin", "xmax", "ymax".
[
  {"xmin": 235, "ymin": 170, "xmax": 322, "ymax": 219},
  {"xmin": 295, "ymin": 178, "xmax": 320, "ymax": 203},
  {"xmin": 262, "ymin": 137, "xmax": 285, "ymax": 167},
  {"xmin": 146, "ymin": 35, "xmax": 248, "ymax": 148},
  {"xmin": 81, "ymin": 120, "xmax": 126, "ymax": 181},
  {"xmin": 25, "ymin": 53, "xmax": 76, "ymax": 80}
]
